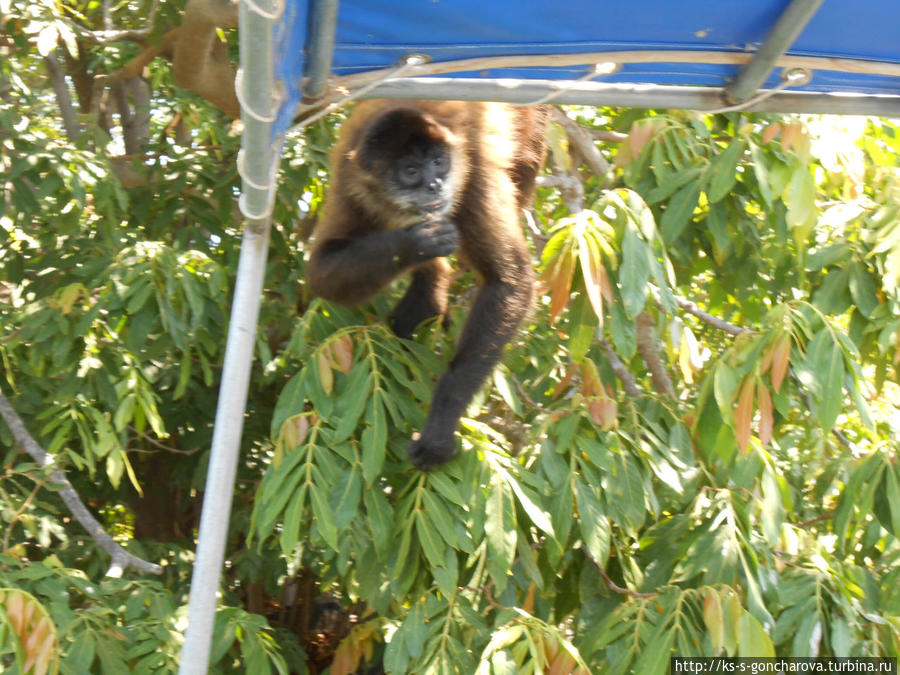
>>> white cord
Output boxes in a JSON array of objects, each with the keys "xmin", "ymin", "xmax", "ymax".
[
  {"xmin": 235, "ymin": 68, "xmax": 285, "ymax": 123},
  {"xmin": 294, "ymin": 54, "xmax": 427, "ymax": 128},
  {"xmin": 518, "ymin": 62, "xmax": 620, "ymax": 107},
  {"xmin": 706, "ymin": 67, "xmax": 813, "ymax": 114},
  {"xmin": 242, "ymin": 0, "xmax": 285, "ymax": 22}
]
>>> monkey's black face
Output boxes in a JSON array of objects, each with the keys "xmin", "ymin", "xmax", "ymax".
[{"xmin": 387, "ymin": 144, "xmax": 454, "ymax": 216}]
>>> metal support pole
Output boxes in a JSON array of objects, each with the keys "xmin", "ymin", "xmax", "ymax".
[
  {"xmin": 302, "ymin": 0, "xmax": 340, "ymax": 101},
  {"xmin": 178, "ymin": 0, "xmax": 277, "ymax": 671},
  {"xmin": 178, "ymin": 219, "xmax": 271, "ymax": 675},
  {"xmin": 361, "ymin": 76, "xmax": 900, "ymax": 117},
  {"xmin": 725, "ymin": 0, "xmax": 824, "ymax": 104}
]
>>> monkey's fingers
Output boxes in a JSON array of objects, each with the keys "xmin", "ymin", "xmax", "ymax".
[{"xmin": 408, "ymin": 433, "xmax": 458, "ymax": 471}]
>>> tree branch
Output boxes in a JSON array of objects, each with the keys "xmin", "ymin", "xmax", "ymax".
[
  {"xmin": 671, "ymin": 291, "xmax": 748, "ymax": 337},
  {"xmin": 583, "ymin": 548, "xmax": 656, "ymax": 599},
  {"xmin": 599, "ymin": 339, "xmax": 642, "ymax": 399},
  {"xmin": 44, "ymin": 52, "xmax": 82, "ymax": 141},
  {"xmin": 551, "ymin": 107, "xmax": 613, "ymax": 188},
  {"xmin": 635, "ymin": 311, "xmax": 675, "ymax": 397},
  {"xmin": 0, "ymin": 389, "xmax": 163, "ymax": 577}
]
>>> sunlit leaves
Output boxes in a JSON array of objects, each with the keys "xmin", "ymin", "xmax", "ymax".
[
  {"xmin": 538, "ymin": 188, "xmax": 674, "ymax": 340},
  {"xmin": 580, "ymin": 359, "xmax": 618, "ymax": 430},
  {"xmin": 0, "ymin": 589, "xmax": 59, "ymax": 675},
  {"xmin": 477, "ymin": 610, "xmax": 590, "ymax": 675},
  {"xmin": 539, "ymin": 209, "xmax": 615, "ymax": 326}
]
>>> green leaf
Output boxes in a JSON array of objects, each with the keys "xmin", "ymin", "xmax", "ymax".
[
  {"xmin": 280, "ymin": 483, "xmax": 307, "ymax": 556},
  {"xmin": 660, "ymin": 179, "xmax": 701, "ymax": 243},
  {"xmin": 421, "ymin": 490, "xmax": 459, "ymax": 549},
  {"xmin": 785, "ymin": 164, "xmax": 818, "ymax": 233},
  {"xmin": 702, "ymin": 589, "xmax": 724, "ymax": 653},
  {"xmin": 849, "ymin": 261, "xmax": 880, "ymax": 318},
  {"xmin": 644, "ymin": 167, "xmax": 702, "ymax": 205},
  {"xmin": 485, "ymin": 475, "xmax": 517, "ymax": 593},
  {"xmin": 575, "ymin": 479, "xmax": 609, "ymax": 566},
  {"xmin": 885, "ymin": 465, "xmax": 900, "ymax": 539},
  {"xmin": 708, "ymin": 138, "xmax": 745, "ymax": 203},
  {"xmin": 620, "ymin": 224, "xmax": 650, "ymax": 318},
  {"xmin": 332, "ymin": 369, "xmax": 372, "ymax": 443},
  {"xmin": 739, "ymin": 611, "xmax": 774, "ymax": 657},
  {"xmin": 361, "ymin": 400, "xmax": 387, "ymax": 485},
  {"xmin": 332, "ymin": 465, "xmax": 361, "ymax": 531},
  {"xmin": 503, "ymin": 472, "xmax": 554, "ymax": 538},
  {"xmin": 427, "ymin": 471, "xmax": 467, "ymax": 508},
  {"xmin": 364, "ymin": 487, "xmax": 393, "ymax": 560},
  {"xmin": 106, "ymin": 448, "xmax": 125, "ymax": 488},
  {"xmin": 271, "ymin": 370, "xmax": 306, "ymax": 440},
  {"xmin": 749, "ymin": 141, "xmax": 773, "ymax": 206},
  {"xmin": 633, "ymin": 624, "xmax": 674, "ymax": 674},
  {"xmin": 310, "ymin": 485, "xmax": 339, "ymax": 549},
  {"xmin": 567, "ymin": 293, "xmax": 596, "ymax": 363},
  {"xmin": 416, "ymin": 511, "xmax": 446, "ymax": 569},
  {"xmin": 713, "ymin": 360, "xmax": 739, "ymax": 417},
  {"xmin": 806, "ymin": 330, "xmax": 844, "ymax": 432}
]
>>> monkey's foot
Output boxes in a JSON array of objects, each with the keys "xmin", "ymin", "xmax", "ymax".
[{"xmin": 408, "ymin": 433, "xmax": 458, "ymax": 471}]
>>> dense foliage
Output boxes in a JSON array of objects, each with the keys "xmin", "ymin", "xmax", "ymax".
[{"xmin": 2, "ymin": 1, "xmax": 900, "ymax": 673}]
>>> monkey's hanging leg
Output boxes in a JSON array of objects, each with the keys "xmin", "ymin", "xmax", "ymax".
[
  {"xmin": 390, "ymin": 258, "xmax": 453, "ymax": 339},
  {"xmin": 408, "ymin": 267, "xmax": 533, "ymax": 470}
]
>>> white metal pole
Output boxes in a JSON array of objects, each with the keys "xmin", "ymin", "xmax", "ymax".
[
  {"xmin": 179, "ymin": 0, "xmax": 278, "ymax": 668},
  {"xmin": 178, "ymin": 219, "xmax": 271, "ymax": 674}
]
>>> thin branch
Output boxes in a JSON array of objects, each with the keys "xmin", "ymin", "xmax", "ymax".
[
  {"xmin": 590, "ymin": 129, "xmax": 628, "ymax": 144},
  {"xmin": 541, "ymin": 162, "xmax": 583, "ymax": 213},
  {"xmin": 635, "ymin": 312, "xmax": 675, "ymax": 397},
  {"xmin": 649, "ymin": 285, "xmax": 748, "ymax": 336},
  {"xmin": 551, "ymin": 107, "xmax": 613, "ymax": 188},
  {"xmin": 599, "ymin": 338, "xmax": 642, "ymax": 399},
  {"xmin": 674, "ymin": 294, "xmax": 748, "ymax": 336},
  {"xmin": 61, "ymin": 0, "xmax": 161, "ymax": 45},
  {"xmin": 0, "ymin": 389, "xmax": 163, "ymax": 577},
  {"xmin": 583, "ymin": 549, "xmax": 657, "ymax": 599},
  {"xmin": 129, "ymin": 426, "xmax": 202, "ymax": 455},
  {"xmin": 509, "ymin": 374, "xmax": 555, "ymax": 415}
]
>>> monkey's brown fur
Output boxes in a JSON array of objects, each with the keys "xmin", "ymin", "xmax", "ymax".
[{"xmin": 307, "ymin": 100, "xmax": 548, "ymax": 470}]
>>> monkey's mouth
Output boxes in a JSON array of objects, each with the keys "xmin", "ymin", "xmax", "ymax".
[{"xmin": 423, "ymin": 200, "xmax": 446, "ymax": 213}]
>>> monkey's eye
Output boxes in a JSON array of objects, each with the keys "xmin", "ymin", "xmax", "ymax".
[{"xmin": 398, "ymin": 164, "xmax": 421, "ymax": 186}]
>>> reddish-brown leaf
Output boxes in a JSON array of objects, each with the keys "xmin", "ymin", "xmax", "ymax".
[
  {"xmin": 761, "ymin": 122, "xmax": 782, "ymax": 145},
  {"xmin": 757, "ymin": 379, "xmax": 774, "ymax": 446},
  {"xmin": 317, "ymin": 350, "xmax": 334, "ymax": 395},
  {"xmin": 781, "ymin": 122, "xmax": 800, "ymax": 154},
  {"xmin": 770, "ymin": 333, "xmax": 791, "ymax": 393},
  {"xmin": 580, "ymin": 359, "xmax": 601, "ymax": 397},
  {"xmin": 542, "ymin": 249, "xmax": 576, "ymax": 324},
  {"xmin": 733, "ymin": 376, "xmax": 755, "ymax": 453},
  {"xmin": 331, "ymin": 335, "xmax": 354, "ymax": 374}
]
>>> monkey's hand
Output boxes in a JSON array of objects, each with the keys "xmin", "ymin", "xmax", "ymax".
[
  {"xmin": 403, "ymin": 219, "xmax": 459, "ymax": 263},
  {"xmin": 408, "ymin": 432, "xmax": 458, "ymax": 471}
]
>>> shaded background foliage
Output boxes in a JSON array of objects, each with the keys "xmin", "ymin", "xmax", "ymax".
[{"xmin": 1, "ymin": 1, "xmax": 900, "ymax": 673}]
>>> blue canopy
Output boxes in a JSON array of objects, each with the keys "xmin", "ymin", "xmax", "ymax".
[{"xmin": 273, "ymin": 0, "xmax": 900, "ymax": 134}]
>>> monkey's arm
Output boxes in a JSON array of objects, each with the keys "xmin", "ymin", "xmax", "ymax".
[
  {"xmin": 409, "ymin": 265, "xmax": 535, "ymax": 470},
  {"xmin": 307, "ymin": 219, "xmax": 458, "ymax": 306}
]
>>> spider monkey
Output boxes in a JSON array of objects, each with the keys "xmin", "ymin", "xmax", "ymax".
[{"xmin": 307, "ymin": 100, "xmax": 548, "ymax": 470}]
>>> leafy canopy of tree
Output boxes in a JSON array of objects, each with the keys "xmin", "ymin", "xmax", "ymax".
[{"xmin": 1, "ymin": 0, "xmax": 900, "ymax": 673}]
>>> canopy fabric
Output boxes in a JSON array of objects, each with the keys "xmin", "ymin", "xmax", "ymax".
[{"xmin": 273, "ymin": 0, "xmax": 900, "ymax": 134}]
